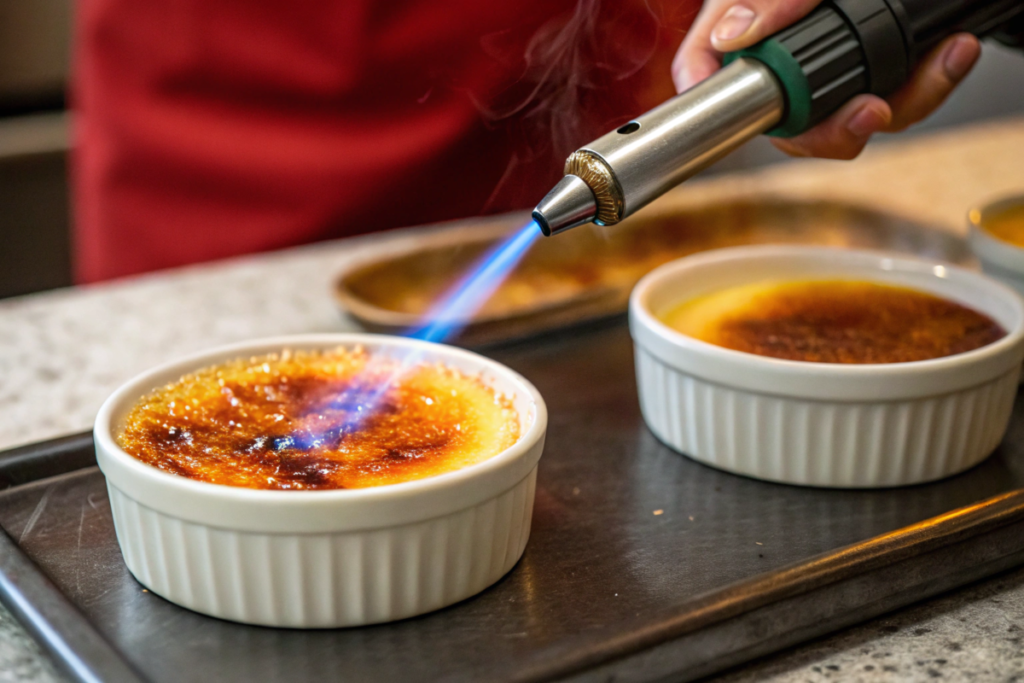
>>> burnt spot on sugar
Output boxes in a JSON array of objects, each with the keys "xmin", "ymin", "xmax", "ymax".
[
  {"xmin": 116, "ymin": 347, "xmax": 518, "ymax": 490},
  {"xmin": 714, "ymin": 281, "xmax": 1005, "ymax": 364}
]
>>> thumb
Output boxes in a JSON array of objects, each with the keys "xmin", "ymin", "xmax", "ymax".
[{"xmin": 709, "ymin": 0, "xmax": 823, "ymax": 53}]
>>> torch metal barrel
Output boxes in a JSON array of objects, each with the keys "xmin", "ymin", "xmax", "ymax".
[{"xmin": 533, "ymin": 58, "xmax": 785, "ymax": 236}]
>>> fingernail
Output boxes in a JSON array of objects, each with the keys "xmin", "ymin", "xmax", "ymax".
[
  {"xmin": 674, "ymin": 69, "xmax": 693, "ymax": 92},
  {"xmin": 943, "ymin": 36, "xmax": 978, "ymax": 82},
  {"xmin": 846, "ymin": 105, "xmax": 885, "ymax": 138},
  {"xmin": 713, "ymin": 6, "xmax": 756, "ymax": 43}
]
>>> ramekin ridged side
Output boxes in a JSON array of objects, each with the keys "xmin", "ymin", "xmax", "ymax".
[
  {"xmin": 95, "ymin": 334, "xmax": 547, "ymax": 628},
  {"xmin": 630, "ymin": 246, "xmax": 1024, "ymax": 488},
  {"xmin": 636, "ymin": 347, "xmax": 1019, "ymax": 487},
  {"xmin": 105, "ymin": 469, "xmax": 536, "ymax": 628}
]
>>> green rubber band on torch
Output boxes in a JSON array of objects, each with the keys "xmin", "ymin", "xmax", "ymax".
[{"xmin": 723, "ymin": 41, "xmax": 813, "ymax": 138}]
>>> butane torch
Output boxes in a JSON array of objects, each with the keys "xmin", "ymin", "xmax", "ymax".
[{"xmin": 532, "ymin": 0, "xmax": 1024, "ymax": 236}]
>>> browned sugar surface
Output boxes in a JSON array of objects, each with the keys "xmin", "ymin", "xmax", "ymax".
[
  {"xmin": 708, "ymin": 281, "xmax": 1003, "ymax": 364},
  {"xmin": 117, "ymin": 348, "xmax": 520, "ymax": 490},
  {"xmin": 983, "ymin": 204, "xmax": 1024, "ymax": 247}
]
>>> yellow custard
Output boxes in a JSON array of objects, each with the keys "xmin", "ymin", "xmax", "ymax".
[
  {"xmin": 981, "ymin": 204, "xmax": 1024, "ymax": 247},
  {"xmin": 660, "ymin": 279, "xmax": 1005, "ymax": 364},
  {"xmin": 117, "ymin": 347, "xmax": 520, "ymax": 490}
]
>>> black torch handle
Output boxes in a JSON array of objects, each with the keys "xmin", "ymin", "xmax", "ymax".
[
  {"xmin": 899, "ymin": 0, "xmax": 1024, "ymax": 58},
  {"xmin": 724, "ymin": 0, "xmax": 1024, "ymax": 137}
]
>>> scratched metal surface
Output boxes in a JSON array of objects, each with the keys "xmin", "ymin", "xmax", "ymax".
[{"xmin": 2, "ymin": 321, "xmax": 1024, "ymax": 682}]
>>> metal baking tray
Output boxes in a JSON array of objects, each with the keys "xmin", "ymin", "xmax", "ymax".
[
  {"xmin": 3, "ymin": 321, "xmax": 1024, "ymax": 683},
  {"xmin": 334, "ymin": 199, "xmax": 972, "ymax": 345}
]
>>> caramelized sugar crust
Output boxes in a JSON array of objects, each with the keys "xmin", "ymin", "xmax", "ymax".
[
  {"xmin": 117, "ymin": 348, "xmax": 520, "ymax": 490},
  {"xmin": 662, "ymin": 280, "xmax": 1006, "ymax": 364},
  {"xmin": 982, "ymin": 205, "xmax": 1024, "ymax": 247}
]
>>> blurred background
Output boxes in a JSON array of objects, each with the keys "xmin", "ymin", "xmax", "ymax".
[{"xmin": 0, "ymin": 0, "xmax": 1021, "ymax": 300}]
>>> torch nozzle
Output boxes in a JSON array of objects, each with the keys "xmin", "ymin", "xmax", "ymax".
[
  {"xmin": 532, "ymin": 58, "xmax": 784, "ymax": 236},
  {"xmin": 532, "ymin": 175, "xmax": 597, "ymax": 236}
]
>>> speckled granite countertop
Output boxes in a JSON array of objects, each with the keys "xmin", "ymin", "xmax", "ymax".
[{"xmin": 3, "ymin": 118, "xmax": 1024, "ymax": 682}]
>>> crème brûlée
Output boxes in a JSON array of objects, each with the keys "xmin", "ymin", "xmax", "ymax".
[
  {"xmin": 117, "ymin": 347, "xmax": 521, "ymax": 490},
  {"xmin": 981, "ymin": 204, "xmax": 1024, "ymax": 247},
  {"xmin": 660, "ymin": 279, "xmax": 1006, "ymax": 364}
]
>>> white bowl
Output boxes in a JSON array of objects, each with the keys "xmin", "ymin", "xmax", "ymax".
[
  {"xmin": 629, "ymin": 245, "xmax": 1024, "ymax": 488},
  {"xmin": 94, "ymin": 334, "xmax": 547, "ymax": 628},
  {"xmin": 968, "ymin": 193, "xmax": 1024, "ymax": 297}
]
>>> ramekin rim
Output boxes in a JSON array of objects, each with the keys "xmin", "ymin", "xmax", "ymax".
[
  {"xmin": 968, "ymin": 192, "xmax": 1024, "ymax": 230},
  {"xmin": 94, "ymin": 333, "xmax": 547, "ymax": 506},
  {"xmin": 967, "ymin": 194, "xmax": 1024, "ymax": 274},
  {"xmin": 629, "ymin": 244, "xmax": 1024, "ymax": 377}
]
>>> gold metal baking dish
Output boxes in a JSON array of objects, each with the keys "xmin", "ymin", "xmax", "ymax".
[{"xmin": 334, "ymin": 197, "xmax": 970, "ymax": 346}]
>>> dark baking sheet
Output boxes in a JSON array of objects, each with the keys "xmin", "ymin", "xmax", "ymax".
[{"xmin": 4, "ymin": 320, "xmax": 1024, "ymax": 683}]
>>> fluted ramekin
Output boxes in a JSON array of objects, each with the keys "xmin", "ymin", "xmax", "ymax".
[
  {"xmin": 94, "ymin": 334, "xmax": 546, "ymax": 628},
  {"xmin": 968, "ymin": 193, "xmax": 1024, "ymax": 297},
  {"xmin": 630, "ymin": 246, "xmax": 1024, "ymax": 488}
]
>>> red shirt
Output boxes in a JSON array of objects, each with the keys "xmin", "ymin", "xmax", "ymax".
[{"xmin": 73, "ymin": 0, "xmax": 695, "ymax": 282}]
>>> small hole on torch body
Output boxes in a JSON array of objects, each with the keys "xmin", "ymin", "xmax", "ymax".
[{"xmin": 617, "ymin": 121, "xmax": 640, "ymax": 134}]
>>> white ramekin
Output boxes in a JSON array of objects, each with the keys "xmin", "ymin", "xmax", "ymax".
[
  {"xmin": 630, "ymin": 245, "xmax": 1024, "ymax": 488},
  {"xmin": 968, "ymin": 193, "xmax": 1024, "ymax": 297},
  {"xmin": 94, "ymin": 334, "xmax": 547, "ymax": 628}
]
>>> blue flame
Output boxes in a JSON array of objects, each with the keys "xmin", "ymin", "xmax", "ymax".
[
  {"xmin": 328, "ymin": 221, "xmax": 542, "ymax": 434},
  {"xmin": 408, "ymin": 222, "xmax": 541, "ymax": 343}
]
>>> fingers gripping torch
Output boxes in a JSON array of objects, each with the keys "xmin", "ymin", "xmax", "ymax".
[{"xmin": 532, "ymin": 0, "xmax": 1024, "ymax": 236}]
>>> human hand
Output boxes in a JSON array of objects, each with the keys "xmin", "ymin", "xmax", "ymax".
[{"xmin": 671, "ymin": 0, "xmax": 982, "ymax": 159}]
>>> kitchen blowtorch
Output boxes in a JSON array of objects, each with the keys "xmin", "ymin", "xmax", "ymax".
[{"xmin": 532, "ymin": 0, "xmax": 1024, "ymax": 236}]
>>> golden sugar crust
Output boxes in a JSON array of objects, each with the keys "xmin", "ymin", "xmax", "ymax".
[
  {"xmin": 661, "ymin": 280, "xmax": 1006, "ymax": 364},
  {"xmin": 983, "ymin": 204, "xmax": 1024, "ymax": 247},
  {"xmin": 117, "ymin": 347, "xmax": 520, "ymax": 490}
]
